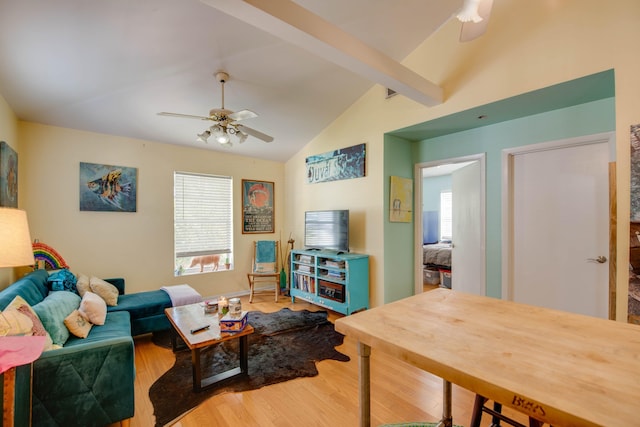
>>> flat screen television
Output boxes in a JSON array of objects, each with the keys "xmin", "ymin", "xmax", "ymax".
[{"xmin": 304, "ymin": 210, "xmax": 349, "ymax": 252}]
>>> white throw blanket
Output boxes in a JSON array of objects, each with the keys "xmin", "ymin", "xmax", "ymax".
[{"xmin": 160, "ymin": 284, "xmax": 202, "ymax": 306}]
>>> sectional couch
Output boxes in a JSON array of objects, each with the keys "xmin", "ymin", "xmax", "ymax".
[{"xmin": 0, "ymin": 269, "xmax": 173, "ymax": 427}]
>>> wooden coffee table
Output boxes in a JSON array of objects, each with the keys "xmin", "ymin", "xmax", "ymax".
[{"xmin": 165, "ymin": 303, "xmax": 254, "ymax": 392}]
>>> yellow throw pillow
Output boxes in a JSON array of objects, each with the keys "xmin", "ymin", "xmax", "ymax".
[
  {"xmin": 0, "ymin": 296, "xmax": 54, "ymax": 351},
  {"xmin": 79, "ymin": 291, "xmax": 107, "ymax": 325},
  {"xmin": 76, "ymin": 273, "xmax": 90, "ymax": 297},
  {"xmin": 64, "ymin": 309, "xmax": 92, "ymax": 338},
  {"xmin": 89, "ymin": 277, "xmax": 119, "ymax": 306}
]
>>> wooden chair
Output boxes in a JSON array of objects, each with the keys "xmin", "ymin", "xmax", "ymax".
[
  {"xmin": 247, "ymin": 240, "xmax": 280, "ymax": 303},
  {"xmin": 470, "ymin": 395, "xmax": 546, "ymax": 427}
]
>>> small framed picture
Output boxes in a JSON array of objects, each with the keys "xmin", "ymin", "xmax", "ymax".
[
  {"xmin": 242, "ymin": 179, "xmax": 274, "ymax": 233},
  {"xmin": 0, "ymin": 141, "xmax": 18, "ymax": 207}
]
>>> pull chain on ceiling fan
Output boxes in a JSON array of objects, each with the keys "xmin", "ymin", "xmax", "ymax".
[{"xmin": 158, "ymin": 71, "xmax": 273, "ymax": 147}]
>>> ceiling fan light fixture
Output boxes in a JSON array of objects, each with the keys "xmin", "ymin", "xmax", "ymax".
[
  {"xmin": 216, "ymin": 133, "xmax": 231, "ymax": 144},
  {"xmin": 456, "ymin": 0, "xmax": 483, "ymax": 23},
  {"xmin": 196, "ymin": 130, "xmax": 210, "ymax": 143},
  {"xmin": 161, "ymin": 71, "xmax": 274, "ymax": 146}
]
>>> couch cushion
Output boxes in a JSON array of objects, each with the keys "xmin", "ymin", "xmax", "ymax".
[
  {"xmin": 75, "ymin": 273, "xmax": 90, "ymax": 297},
  {"xmin": 33, "ymin": 310, "xmax": 134, "ymax": 426},
  {"xmin": 32, "ymin": 291, "xmax": 81, "ymax": 346},
  {"xmin": 64, "ymin": 311, "xmax": 131, "ymax": 347},
  {"xmin": 0, "ymin": 270, "xmax": 49, "ymax": 310},
  {"xmin": 108, "ymin": 289, "xmax": 171, "ymax": 321},
  {"xmin": 89, "ymin": 277, "xmax": 119, "ymax": 306},
  {"xmin": 64, "ymin": 309, "xmax": 92, "ymax": 338},
  {"xmin": 79, "ymin": 292, "xmax": 107, "ymax": 325},
  {"xmin": 0, "ymin": 295, "xmax": 54, "ymax": 351}
]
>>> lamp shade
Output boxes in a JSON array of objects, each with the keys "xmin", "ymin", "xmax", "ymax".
[{"xmin": 0, "ymin": 208, "xmax": 35, "ymax": 268}]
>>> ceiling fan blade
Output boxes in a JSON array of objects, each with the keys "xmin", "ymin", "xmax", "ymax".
[
  {"xmin": 237, "ymin": 125, "xmax": 274, "ymax": 143},
  {"xmin": 459, "ymin": 0, "xmax": 493, "ymax": 42},
  {"xmin": 157, "ymin": 112, "xmax": 212, "ymax": 121},
  {"xmin": 228, "ymin": 109, "xmax": 258, "ymax": 122}
]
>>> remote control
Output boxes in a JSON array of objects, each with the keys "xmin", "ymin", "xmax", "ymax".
[{"xmin": 190, "ymin": 325, "xmax": 210, "ymax": 334}]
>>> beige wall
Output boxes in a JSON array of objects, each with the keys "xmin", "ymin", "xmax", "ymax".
[
  {"xmin": 284, "ymin": 0, "xmax": 640, "ymax": 312},
  {"xmin": 17, "ymin": 122, "xmax": 284, "ymax": 297}
]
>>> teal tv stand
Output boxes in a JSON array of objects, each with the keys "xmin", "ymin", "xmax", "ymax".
[{"xmin": 290, "ymin": 249, "xmax": 369, "ymax": 315}]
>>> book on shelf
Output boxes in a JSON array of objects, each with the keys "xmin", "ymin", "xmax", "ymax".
[
  {"xmin": 327, "ymin": 270, "xmax": 345, "ymax": 279},
  {"xmin": 297, "ymin": 255, "xmax": 312, "ymax": 263},
  {"xmin": 297, "ymin": 265, "xmax": 312, "ymax": 273},
  {"xmin": 324, "ymin": 260, "xmax": 345, "ymax": 268},
  {"xmin": 294, "ymin": 273, "xmax": 316, "ymax": 293}
]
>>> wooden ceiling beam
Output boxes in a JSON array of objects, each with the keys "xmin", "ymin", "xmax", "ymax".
[{"xmin": 200, "ymin": 0, "xmax": 444, "ymax": 107}]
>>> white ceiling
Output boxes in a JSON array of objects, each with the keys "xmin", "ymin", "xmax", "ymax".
[{"xmin": 0, "ymin": 0, "xmax": 464, "ymax": 162}]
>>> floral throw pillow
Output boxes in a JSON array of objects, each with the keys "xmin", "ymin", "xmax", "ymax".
[{"xmin": 0, "ymin": 296, "xmax": 54, "ymax": 351}]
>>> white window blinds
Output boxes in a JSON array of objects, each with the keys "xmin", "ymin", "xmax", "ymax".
[
  {"xmin": 440, "ymin": 190, "xmax": 452, "ymax": 241},
  {"xmin": 174, "ymin": 172, "xmax": 232, "ymax": 258}
]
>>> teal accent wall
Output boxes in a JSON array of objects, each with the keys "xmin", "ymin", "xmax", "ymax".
[
  {"xmin": 424, "ymin": 175, "xmax": 451, "ymax": 210},
  {"xmin": 383, "ymin": 134, "xmax": 415, "ymax": 302},
  {"xmin": 384, "ymin": 97, "xmax": 615, "ymax": 302}
]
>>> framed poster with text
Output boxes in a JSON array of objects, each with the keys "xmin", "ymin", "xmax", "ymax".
[{"xmin": 242, "ymin": 179, "xmax": 274, "ymax": 233}]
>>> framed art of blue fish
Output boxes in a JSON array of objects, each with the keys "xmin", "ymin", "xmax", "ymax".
[
  {"xmin": 0, "ymin": 141, "xmax": 18, "ymax": 207},
  {"xmin": 79, "ymin": 162, "xmax": 137, "ymax": 212}
]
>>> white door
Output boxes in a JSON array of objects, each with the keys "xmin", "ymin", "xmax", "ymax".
[
  {"xmin": 508, "ymin": 135, "xmax": 611, "ymax": 318},
  {"xmin": 452, "ymin": 161, "xmax": 484, "ymax": 295}
]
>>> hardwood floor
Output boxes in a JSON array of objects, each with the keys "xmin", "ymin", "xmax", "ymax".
[{"xmin": 129, "ymin": 292, "xmax": 530, "ymax": 427}]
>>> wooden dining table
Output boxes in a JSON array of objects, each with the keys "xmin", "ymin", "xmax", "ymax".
[{"xmin": 334, "ymin": 288, "xmax": 640, "ymax": 427}]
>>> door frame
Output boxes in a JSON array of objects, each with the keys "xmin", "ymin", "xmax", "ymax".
[
  {"xmin": 414, "ymin": 153, "xmax": 486, "ymax": 295},
  {"xmin": 501, "ymin": 132, "xmax": 616, "ymax": 311}
]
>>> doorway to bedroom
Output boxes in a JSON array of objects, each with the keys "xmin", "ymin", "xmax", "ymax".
[{"xmin": 414, "ymin": 154, "xmax": 486, "ymax": 296}]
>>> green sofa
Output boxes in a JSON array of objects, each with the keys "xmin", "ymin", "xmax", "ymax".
[{"xmin": 0, "ymin": 270, "xmax": 172, "ymax": 427}]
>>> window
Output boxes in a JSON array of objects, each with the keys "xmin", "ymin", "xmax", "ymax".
[
  {"xmin": 174, "ymin": 172, "xmax": 233, "ymax": 276},
  {"xmin": 440, "ymin": 190, "xmax": 452, "ymax": 241}
]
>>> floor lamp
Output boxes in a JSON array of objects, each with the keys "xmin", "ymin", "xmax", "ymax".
[{"xmin": 0, "ymin": 208, "xmax": 45, "ymax": 427}]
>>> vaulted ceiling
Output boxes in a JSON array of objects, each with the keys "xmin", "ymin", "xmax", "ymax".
[{"xmin": 0, "ymin": 0, "xmax": 465, "ymax": 161}]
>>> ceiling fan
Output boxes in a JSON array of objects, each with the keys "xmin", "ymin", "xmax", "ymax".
[
  {"xmin": 456, "ymin": 0, "xmax": 494, "ymax": 42},
  {"xmin": 158, "ymin": 71, "xmax": 273, "ymax": 146}
]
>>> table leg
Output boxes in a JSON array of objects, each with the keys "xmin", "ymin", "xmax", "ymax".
[
  {"xmin": 192, "ymin": 348, "xmax": 203, "ymax": 392},
  {"xmin": 358, "ymin": 341, "xmax": 371, "ymax": 427},
  {"xmin": 3, "ymin": 367, "xmax": 16, "ymax": 427},
  {"xmin": 437, "ymin": 380, "xmax": 453, "ymax": 427},
  {"xmin": 192, "ymin": 335, "xmax": 250, "ymax": 392},
  {"xmin": 239, "ymin": 334, "xmax": 248, "ymax": 373}
]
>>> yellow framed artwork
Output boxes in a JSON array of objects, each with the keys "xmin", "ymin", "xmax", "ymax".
[{"xmin": 389, "ymin": 176, "xmax": 412, "ymax": 223}]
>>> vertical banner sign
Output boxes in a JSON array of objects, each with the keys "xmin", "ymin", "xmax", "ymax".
[{"xmin": 306, "ymin": 143, "xmax": 366, "ymax": 184}]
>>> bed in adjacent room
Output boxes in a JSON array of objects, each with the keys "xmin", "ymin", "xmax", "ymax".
[
  {"xmin": 423, "ymin": 242, "xmax": 452, "ymax": 269},
  {"xmin": 422, "ymin": 242, "xmax": 452, "ymax": 288}
]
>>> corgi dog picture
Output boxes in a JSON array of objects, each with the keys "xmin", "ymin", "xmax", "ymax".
[{"xmin": 189, "ymin": 255, "xmax": 220, "ymax": 272}]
